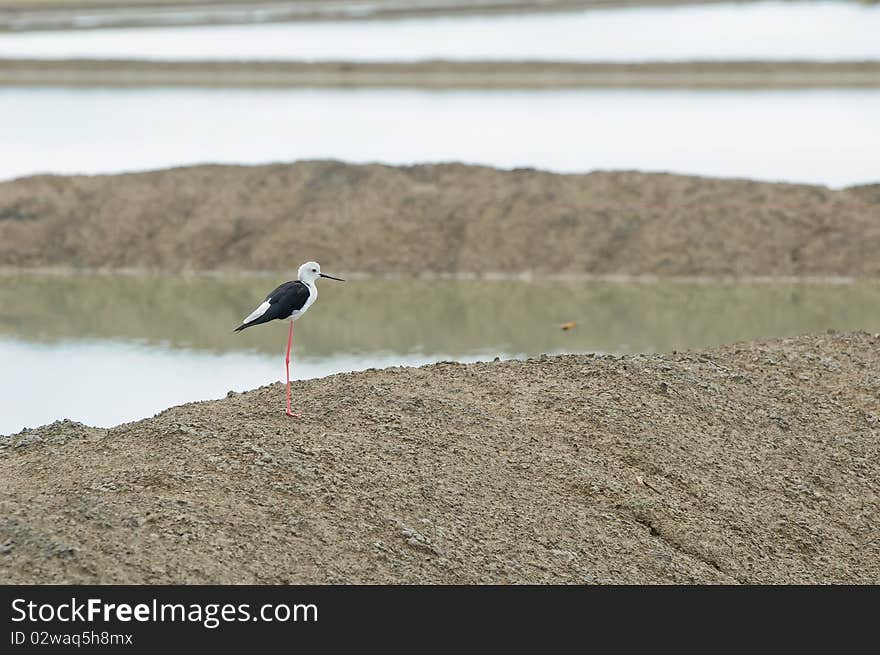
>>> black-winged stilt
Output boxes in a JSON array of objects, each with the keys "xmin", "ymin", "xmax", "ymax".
[{"xmin": 234, "ymin": 261, "xmax": 344, "ymax": 417}]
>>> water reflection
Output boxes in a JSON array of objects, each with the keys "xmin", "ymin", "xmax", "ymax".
[
  {"xmin": 2, "ymin": 272, "xmax": 879, "ymax": 434},
  {"xmin": 2, "ymin": 272, "xmax": 880, "ymax": 356}
]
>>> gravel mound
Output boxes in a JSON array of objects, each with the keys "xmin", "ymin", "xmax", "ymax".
[
  {"xmin": 1, "ymin": 332, "xmax": 878, "ymax": 583},
  {"xmin": 2, "ymin": 162, "xmax": 879, "ymax": 277}
]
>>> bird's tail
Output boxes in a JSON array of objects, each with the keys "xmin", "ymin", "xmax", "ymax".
[{"xmin": 233, "ymin": 324, "xmax": 247, "ymax": 333}]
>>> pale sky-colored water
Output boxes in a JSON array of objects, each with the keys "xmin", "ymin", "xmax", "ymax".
[
  {"xmin": 3, "ymin": 87, "xmax": 879, "ymax": 187},
  {"xmin": 1, "ymin": 2, "xmax": 878, "ymax": 62},
  {"xmin": 0, "ymin": 339, "xmax": 498, "ymax": 435}
]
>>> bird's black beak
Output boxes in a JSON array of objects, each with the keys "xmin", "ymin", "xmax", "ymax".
[{"xmin": 320, "ymin": 273, "xmax": 345, "ymax": 282}]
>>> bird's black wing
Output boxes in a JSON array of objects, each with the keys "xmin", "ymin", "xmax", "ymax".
[{"xmin": 234, "ymin": 280, "xmax": 310, "ymax": 332}]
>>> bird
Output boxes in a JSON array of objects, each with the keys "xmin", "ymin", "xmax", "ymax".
[{"xmin": 234, "ymin": 261, "xmax": 344, "ymax": 418}]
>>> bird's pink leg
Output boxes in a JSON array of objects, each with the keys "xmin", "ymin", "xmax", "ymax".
[{"xmin": 284, "ymin": 321, "xmax": 301, "ymax": 418}]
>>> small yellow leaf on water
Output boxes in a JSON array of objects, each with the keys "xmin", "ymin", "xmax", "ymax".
[{"xmin": 560, "ymin": 321, "xmax": 576, "ymax": 331}]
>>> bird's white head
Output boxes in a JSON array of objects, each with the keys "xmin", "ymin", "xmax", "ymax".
[{"xmin": 297, "ymin": 261, "xmax": 345, "ymax": 285}]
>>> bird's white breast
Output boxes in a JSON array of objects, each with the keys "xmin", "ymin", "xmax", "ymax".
[{"xmin": 290, "ymin": 282, "xmax": 317, "ymax": 321}]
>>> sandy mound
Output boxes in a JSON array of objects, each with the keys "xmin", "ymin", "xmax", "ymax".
[
  {"xmin": 1, "ymin": 162, "xmax": 879, "ymax": 277},
  {"xmin": 1, "ymin": 331, "xmax": 878, "ymax": 584}
]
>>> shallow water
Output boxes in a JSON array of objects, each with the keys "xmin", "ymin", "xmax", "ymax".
[
  {"xmin": 2, "ymin": 2, "xmax": 878, "ymax": 62},
  {"xmin": 2, "ymin": 272, "xmax": 880, "ymax": 435},
  {"xmin": 3, "ymin": 87, "xmax": 879, "ymax": 186}
]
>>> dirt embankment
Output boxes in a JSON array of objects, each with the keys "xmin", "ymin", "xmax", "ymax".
[
  {"xmin": 4, "ymin": 60, "xmax": 878, "ymax": 89},
  {"xmin": 0, "ymin": 332, "xmax": 878, "ymax": 583},
  {"xmin": 1, "ymin": 162, "xmax": 879, "ymax": 277}
]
